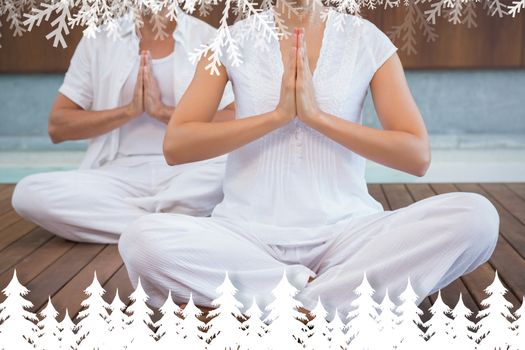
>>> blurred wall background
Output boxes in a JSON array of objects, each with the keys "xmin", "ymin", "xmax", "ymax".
[{"xmin": 0, "ymin": 4, "xmax": 524, "ymax": 182}]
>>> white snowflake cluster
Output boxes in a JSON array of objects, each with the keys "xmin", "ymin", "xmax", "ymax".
[
  {"xmin": 0, "ymin": 269, "xmax": 524, "ymax": 349},
  {"xmin": 0, "ymin": 0, "xmax": 521, "ymax": 66}
]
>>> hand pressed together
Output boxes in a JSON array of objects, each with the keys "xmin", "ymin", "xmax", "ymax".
[
  {"xmin": 274, "ymin": 28, "xmax": 323, "ymax": 127},
  {"xmin": 126, "ymin": 50, "xmax": 170, "ymax": 121}
]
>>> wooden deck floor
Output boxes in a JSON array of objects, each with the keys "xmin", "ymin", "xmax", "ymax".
[{"xmin": 0, "ymin": 183, "xmax": 524, "ymax": 323}]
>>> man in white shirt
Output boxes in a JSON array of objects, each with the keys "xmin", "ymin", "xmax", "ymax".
[{"xmin": 11, "ymin": 9, "xmax": 235, "ymax": 244}]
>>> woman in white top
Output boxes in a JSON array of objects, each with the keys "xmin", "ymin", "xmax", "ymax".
[
  {"xmin": 12, "ymin": 8, "xmax": 235, "ymax": 244},
  {"xmin": 119, "ymin": 2, "xmax": 499, "ymax": 316}
]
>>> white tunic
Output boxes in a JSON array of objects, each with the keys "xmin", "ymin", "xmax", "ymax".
[{"xmin": 212, "ymin": 9, "xmax": 398, "ymax": 245}]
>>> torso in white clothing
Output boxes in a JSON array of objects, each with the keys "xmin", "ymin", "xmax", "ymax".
[
  {"xmin": 118, "ymin": 51, "xmax": 176, "ymax": 157},
  {"xmin": 212, "ymin": 9, "xmax": 398, "ymax": 243}
]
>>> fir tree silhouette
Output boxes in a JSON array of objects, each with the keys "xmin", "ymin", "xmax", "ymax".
[
  {"xmin": 264, "ymin": 270, "xmax": 308, "ymax": 350},
  {"xmin": 449, "ymin": 293, "xmax": 478, "ymax": 350},
  {"xmin": 206, "ymin": 272, "xmax": 246, "ymax": 350},
  {"xmin": 75, "ymin": 272, "xmax": 110, "ymax": 350},
  {"xmin": 476, "ymin": 271, "xmax": 515, "ymax": 350},
  {"xmin": 155, "ymin": 290, "xmax": 183, "ymax": 349},
  {"xmin": 0, "ymin": 270, "xmax": 38, "ymax": 350},
  {"xmin": 240, "ymin": 296, "xmax": 268, "ymax": 350},
  {"xmin": 36, "ymin": 297, "xmax": 60, "ymax": 350}
]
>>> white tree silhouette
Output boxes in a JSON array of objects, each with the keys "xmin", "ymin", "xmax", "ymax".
[
  {"xmin": 476, "ymin": 271, "xmax": 515, "ymax": 350},
  {"xmin": 125, "ymin": 278, "xmax": 156, "ymax": 349},
  {"xmin": 395, "ymin": 278, "xmax": 427, "ymax": 349},
  {"xmin": 376, "ymin": 289, "xmax": 399, "ymax": 349},
  {"xmin": 35, "ymin": 297, "xmax": 60, "ymax": 350},
  {"xmin": 106, "ymin": 289, "xmax": 129, "ymax": 350},
  {"xmin": 327, "ymin": 309, "xmax": 347, "ymax": 350},
  {"xmin": 240, "ymin": 296, "xmax": 267, "ymax": 350},
  {"xmin": 345, "ymin": 272, "xmax": 381, "ymax": 349},
  {"xmin": 304, "ymin": 296, "xmax": 330, "ymax": 349},
  {"xmin": 425, "ymin": 291, "xmax": 452, "ymax": 349},
  {"xmin": 57, "ymin": 309, "xmax": 77, "ymax": 350},
  {"xmin": 264, "ymin": 270, "xmax": 308, "ymax": 350},
  {"xmin": 206, "ymin": 272, "xmax": 246, "ymax": 350},
  {"xmin": 155, "ymin": 290, "xmax": 183, "ymax": 349},
  {"xmin": 75, "ymin": 272, "xmax": 110, "ymax": 350},
  {"xmin": 511, "ymin": 296, "xmax": 525, "ymax": 350},
  {"xmin": 449, "ymin": 293, "xmax": 478, "ymax": 350},
  {"xmin": 0, "ymin": 270, "xmax": 38, "ymax": 350},
  {"xmin": 178, "ymin": 293, "xmax": 208, "ymax": 350}
]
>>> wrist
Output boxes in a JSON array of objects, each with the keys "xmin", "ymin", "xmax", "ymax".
[
  {"xmin": 304, "ymin": 109, "xmax": 329, "ymax": 130},
  {"xmin": 153, "ymin": 104, "xmax": 173, "ymax": 123},
  {"xmin": 124, "ymin": 104, "xmax": 139, "ymax": 120},
  {"xmin": 272, "ymin": 108, "xmax": 294, "ymax": 128}
]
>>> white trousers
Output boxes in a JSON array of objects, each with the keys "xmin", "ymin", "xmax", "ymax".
[
  {"xmin": 11, "ymin": 155, "xmax": 226, "ymax": 244},
  {"xmin": 119, "ymin": 191, "xmax": 499, "ymax": 318}
]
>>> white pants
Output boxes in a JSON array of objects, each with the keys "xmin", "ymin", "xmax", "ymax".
[
  {"xmin": 11, "ymin": 155, "xmax": 226, "ymax": 244},
  {"xmin": 118, "ymin": 191, "xmax": 499, "ymax": 317}
]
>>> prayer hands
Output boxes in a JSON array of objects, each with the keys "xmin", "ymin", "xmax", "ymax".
[
  {"xmin": 274, "ymin": 28, "xmax": 322, "ymax": 127},
  {"xmin": 295, "ymin": 29, "xmax": 322, "ymax": 124},
  {"xmin": 275, "ymin": 46, "xmax": 298, "ymax": 126},
  {"xmin": 126, "ymin": 53, "xmax": 145, "ymax": 118},
  {"xmin": 143, "ymin": 50, "xmax": 169, "ymax": 121},
  {"xmin": 126, "ymin": 50, "xmax": 170, "ymax": 122}
]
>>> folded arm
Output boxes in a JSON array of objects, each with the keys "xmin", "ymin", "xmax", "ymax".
[
  {"xmin": 163, "ymin": 52, "xmax": 295, "ymax": 166},
  {"xmin": 298, "ymin": 47, "xmax": 430, "ymax": 176}
]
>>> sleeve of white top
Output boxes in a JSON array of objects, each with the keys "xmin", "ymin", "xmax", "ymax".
[
  {"xmin": 58, "ymin": 35, "xmax": 94, "ymax": 110},
  {"xmin": 184, "ymin": 14, "xmax": 235, "ymax": 110},
  {"xmin": 363, "ymin": 19, "xmax": 398, "ymax": 74}
]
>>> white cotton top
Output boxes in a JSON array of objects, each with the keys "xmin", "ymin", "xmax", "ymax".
[
  {"xmin": 211, "ymin": 9, "xmax": 399, "ymax": 245},
  {"xmin": 57, "ymin": 9, "xmax": 235, "ymax": 169},
  {"xmin": 117, "ymin": 51, "xmax": 176, "ymax": 157}
]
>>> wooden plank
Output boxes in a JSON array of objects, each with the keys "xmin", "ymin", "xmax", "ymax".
[
  {"xmin": 380, "ymin": 4, "xmax": 524, "ymax": 68},
  {"xmin": 0, "ymin": 227, "xmax": 54, "ymax": 275},
  {"xmin": 405, "ymin": 183, "xmax": 436, "ymax": 201},
  {"xmin": 102, "ymin": 264, "xmax": 134, "ymax": 306},
  {"xmin": 0, "ymin": 185, "xmax": 15, "ymax": 201},
  {"xmin": 431, "ymin": 183, "xmax": 523, "ymax": 308},
  {"xmin": 429, "ymin": 183, "xmax": 457, "ymax": 195},
  {"xmin": 0, "ymin": 210, "xmax": 23, "ymax": 232},
  {"xmin": 506, "ymin": 183, "xmax": 525, "ymax": 201},
  {"xmin": 488, "ymin": 234, "xmax": 525, "ymax": 304},
  {"xmin": 453, "ymin": 183, "xmax": 525, "ymax": 259},
  {"xmin": 41, "ymin": 245, "xmax": 123, "ymax": 318},
  {"xmin": 0, "ymin": 237, "xmax": 75, "ymax": 301},
  {"xmin": 461, "ymin": 262, "xmax": 521, "ymax": 314},
  {"xmin": 481, "ymin": 183, "xmax": 525, "ymax": 226},
  {"xmin": 26, "ymin": 243, "xmax": 106, "ymax": 312},
  {"xmin": 434, "ymin": 183, "xmax": 525, "ymax": 311},
  {"xmin": 0, "ymin": 219, "xmax": 38, "ymax": 251},
  {"xmin": 381, "ymin": 184, "xmax": 413, "ymax": 210},
  {"xmin": 367, "ymin": 184, "xmax": 388, "ymax": 207},
  {"xmin": 0, "ymin": 198, "xmax": 15, "ymax": 216}
]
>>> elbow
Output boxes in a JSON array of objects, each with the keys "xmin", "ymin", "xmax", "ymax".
[
  {"xmin": 412, "ymin": 144, "xmax": 431, "ymax": 177},
  {"xmin": 48, "ymin": 122, "xmax": 63, "ymax": 144},
  {"xmin": 163, "ymin": 138, "xmax": 185, "ymax": 166}
]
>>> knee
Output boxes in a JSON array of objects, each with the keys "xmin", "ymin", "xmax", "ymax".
[
  {"xmin": 118, "ymin": 215, "xmax": 159, "ymax": 267},
  {"xmin": 451, "ymin": 192, "xmax": 499, "ymax": 253},
  {"xmin": 12, "ymin": 174, "xmax": 47, "ymax": 219}
]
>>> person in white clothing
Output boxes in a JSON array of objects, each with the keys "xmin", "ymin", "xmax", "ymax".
[
  {"xmin": 11, "ymin": 8, "xmax": 235, "ymax": 244},
  {"xmin": 119, "ymin": 2, "xmax": 499, "ymax": 318}
]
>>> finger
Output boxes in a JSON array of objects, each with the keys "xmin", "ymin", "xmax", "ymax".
[{"xmin": 295, "ymin": 27, "xmax": 304, "ymax": 50}]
